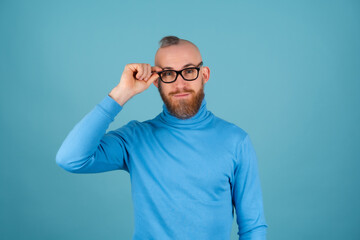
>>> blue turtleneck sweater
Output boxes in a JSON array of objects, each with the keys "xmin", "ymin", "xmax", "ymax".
[{"xmin": 56, "ymin": 95, "xmax": 267, "ymax": 240}]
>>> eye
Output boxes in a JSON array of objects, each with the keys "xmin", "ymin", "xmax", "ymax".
[
  {"xmin": 160, "ymin": 71, "xmax": 176, "ymax": 80},
  {"xmin": 185, "ymin": 69, "xmax": 194, "ymax": 74},
  {"xmin": 163, "ymin": 71, "xmax": 174, "ymax": 76}
]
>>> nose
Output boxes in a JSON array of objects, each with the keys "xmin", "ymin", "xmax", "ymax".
[{"xmin": 173, "ymin": 73, "xmax": 187, "ymax": 89}]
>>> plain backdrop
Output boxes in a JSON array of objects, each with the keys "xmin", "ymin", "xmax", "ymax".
[{"xmin": 1, "ymin": 0, "xmax": 359, "ymax": 239}]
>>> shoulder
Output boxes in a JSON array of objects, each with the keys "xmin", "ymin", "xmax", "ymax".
[
  {"xmin": 211, "ymin": 114, "xmax": 249, "ymax": 143},
  {"xmin": 110, "ymin": 118, "xmax": 158, "ymax": 137}
]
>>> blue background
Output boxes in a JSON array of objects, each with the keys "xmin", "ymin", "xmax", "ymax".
[{"xmin": 1, "ymin": 0, "xmax": 359, "ymax": 239}]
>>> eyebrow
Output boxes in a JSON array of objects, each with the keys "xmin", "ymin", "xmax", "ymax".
[{"xmin": 162, "ymin": 63, "xmax": 196, "ymax": 70}]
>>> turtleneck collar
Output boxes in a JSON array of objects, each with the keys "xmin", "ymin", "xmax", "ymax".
[{"xmin": 156, "ymin": 98, "xmax": 213, "ymax": 128}]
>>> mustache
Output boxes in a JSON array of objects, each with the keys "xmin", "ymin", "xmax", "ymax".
[{"xmin": 169, "ymin": 89, "xmax": 195, "ymax": 96}]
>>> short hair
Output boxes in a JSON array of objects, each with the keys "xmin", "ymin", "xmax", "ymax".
[
  {"xmin": 158, "ymin": 35, "xmax": 198, "ymax": 49},
  {"xmin": 159, "ymin": 36, "xmax": 180, "ymax": 48}
]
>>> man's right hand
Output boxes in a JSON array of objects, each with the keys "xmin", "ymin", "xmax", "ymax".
[{"xmin": 109, "ymin": 63, "xmax": 162, "ymax": 106}]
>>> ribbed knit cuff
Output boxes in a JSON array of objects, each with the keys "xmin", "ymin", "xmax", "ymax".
[{"xmin": 96, "ymin": 95, "xmax": 123, "ymax": 120}]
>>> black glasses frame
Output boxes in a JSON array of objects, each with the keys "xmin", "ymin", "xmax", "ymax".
[{"xmin": 157, "ymin": 61, "xmax": 203, "ymax": 83}]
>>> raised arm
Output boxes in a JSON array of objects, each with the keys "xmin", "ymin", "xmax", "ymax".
[
  {"xmin": 56, "ymin": 63, "xmax": 161, "ymax": 173},
  {"xmin": 232, "ymin": 134, "xmax": 268, "ymax": 240}
]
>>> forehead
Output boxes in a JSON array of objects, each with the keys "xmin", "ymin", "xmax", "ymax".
[{"xmin": 155, "ymin": 42, "xmax": 202, "ymax": 69}]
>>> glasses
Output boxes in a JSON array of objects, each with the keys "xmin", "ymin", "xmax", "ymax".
[{"xmin": 157, "ymin": 61, "xmax": 203, "ymax": 83}]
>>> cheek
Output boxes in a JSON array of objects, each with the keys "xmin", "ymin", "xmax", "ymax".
[
  {"xmin": 192, "ymin": 81, "xmax": 204, "ymax": 91},
  {"xmin": 159, "ymin": 83, "xmax": 172, "ymax": 94}
]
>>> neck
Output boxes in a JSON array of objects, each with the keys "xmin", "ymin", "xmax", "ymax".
[{"xmin": 157, "ymin": 98, "xmax": 213, "ymax": 128}]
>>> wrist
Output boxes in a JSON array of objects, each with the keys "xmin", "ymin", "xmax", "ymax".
[{"xmin": 108, "ymin": 86, "xmax": 134, "ymax": 106}]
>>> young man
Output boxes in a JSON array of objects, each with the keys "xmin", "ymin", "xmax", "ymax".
[{"xmin": 56, "ymin": 36, "xmax": 268, "ymax": 240}]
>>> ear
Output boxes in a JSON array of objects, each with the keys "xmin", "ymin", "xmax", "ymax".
[
  {"xmin": 153, "ymin": 78, "xmax": 159, "ymax": 88},
  {"xmin": 202, "ymin": 66, "xmax": 210, "ymax": 84}
]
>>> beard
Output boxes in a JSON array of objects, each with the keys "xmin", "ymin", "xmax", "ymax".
[{"xmin": 158, "ymin": 79, "xmax": 205, "ymax": 120}]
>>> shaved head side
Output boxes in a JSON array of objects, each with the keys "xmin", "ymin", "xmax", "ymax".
[{"xmin": 155, "ymin": 36, "xmax": 202, "ymax": 67}]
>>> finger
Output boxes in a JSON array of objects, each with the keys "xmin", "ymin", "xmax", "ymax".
[
  {"xmin": 145, "ymin": 64, "xmax": 152, "ymax": 80},
  {"xmin": 151, "ymin": 66, "xmax": 163, "ymax": 72},
  {"xmin": 138, "ymin": 64, "xmax": 145, "ymax": 80},
  {"xmin": 146, "ymin": 72, "xmax": 160, "ymax": 86},
  {"xmin": 126, "ymin": 64, "xmax": 140, "ymax": 78},
  {"xmin": 135, "ymin": 64, "xmax": 144, "ymax": 80},
  {"xmin": 142, "ymin": 64, "xmax": 150, "ymax": 80}
]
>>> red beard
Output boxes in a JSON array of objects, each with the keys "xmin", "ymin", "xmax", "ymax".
[{"xmin": 158, "ymin": 80, "xmax": 205, "ymax": 119}]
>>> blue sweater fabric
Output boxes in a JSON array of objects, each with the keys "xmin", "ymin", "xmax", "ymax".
[{"xmin": 56, "ymin": 95, "xmax": 267, "ymax": 240}]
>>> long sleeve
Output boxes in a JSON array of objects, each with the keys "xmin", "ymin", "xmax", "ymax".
[
  {"xmin": 56, "ymin": 95, "xmax": 130, "ymax": 173},
  {"xmin": 232, "ymin": 134, "xmax": 268, "ymax": 240}
]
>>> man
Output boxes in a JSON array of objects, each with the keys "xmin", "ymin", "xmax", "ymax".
[{"xmin": 56, "ymin": 36, "xmax": 268, "ymax": 239}]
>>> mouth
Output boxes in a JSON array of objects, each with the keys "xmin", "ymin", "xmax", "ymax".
[{"xmin": 172, "ymin": 93, "xmax": 191, "ymax": 98}]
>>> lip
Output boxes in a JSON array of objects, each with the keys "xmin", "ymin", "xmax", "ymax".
[{"xmin": 173, "ymin": 93, "xmax": 190, "ymax": 98}]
